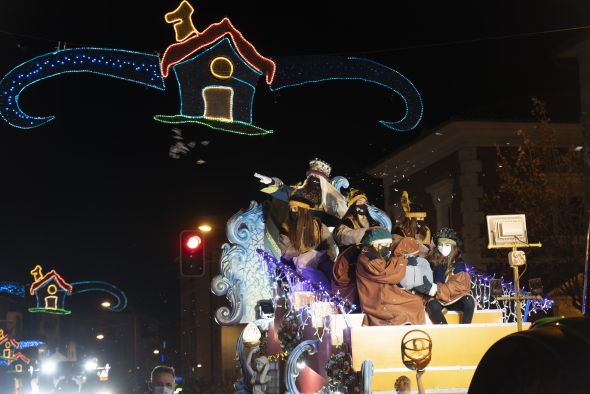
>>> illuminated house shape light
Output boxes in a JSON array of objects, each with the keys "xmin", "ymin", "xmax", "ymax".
[
  {"xmin": 28, "ymin": 265, "xmax": 73, "ymax": 315},
  {"xmin": 155, "ymin": 3, "xmax": 276, "ymax": 136},
  {"xmin": 9, "ymin": 352, "xmax": 30, "ymax": 373},
  {"xmin": 0, "ymin": 336, "xmax": 19, "ymax": 361}
]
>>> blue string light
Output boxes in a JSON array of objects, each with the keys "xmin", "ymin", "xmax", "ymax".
[
  {"xmin": 72, "ymin": 281, "xmax": 128, "ymax": 312},
  {"xmin": 270, "ymin": 56, "xmax": 423, "ymax": 132},
  {"xmin": 17, "ymin": 340, "xmax": 45, "ymax": 349},
  {"xmin": 0, "ymin": 282, "xmax": 25, "ymax": 297},
  {"xmin": 0, "ymin": 48, "xmax": 165, "ymax": 129},
  {"xmin": 256, "ymin": 248, "xmax": 357, "ymax": 314}
]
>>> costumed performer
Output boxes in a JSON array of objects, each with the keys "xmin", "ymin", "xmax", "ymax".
[
  {"xmin": 355, "ymin": 229, "xmax": 425, "ymax": 326},
  {"xmin": 278, "ymin": 181, "xmax": 336, "ymax": 290},
  {"xmin": 413, "ymin": 227, "xmax": 475, "ymax": 324}
]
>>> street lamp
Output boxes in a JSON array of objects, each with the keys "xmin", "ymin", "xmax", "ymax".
[
  {"xmin": 198, "ymin": 224, "xmax": 212, "ymax": 232},
  {"xmin": 153, "ymin": 349, "xmax": 160, "ymax": 355},
  {"xmin": 98, "ymin": 301, "xmax": 138, "ymax": 389}
]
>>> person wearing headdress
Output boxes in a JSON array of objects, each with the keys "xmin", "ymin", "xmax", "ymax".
[
  {"xmin": 255, "ymin": 158, "xmax": 348, "ymax": 220},
  {"xmin": 333, "ymin": 188, "xmax": 381, "ymax": 247},
  {"xmin": 332, "ymin": 189, "xmax": 384, "ymax": 307},
  {"xmin": 355, "ymin": 229, "xmax": 425, "ymax": 326},
  {"xmin": 392, "ymin": 191, "xmax": 432, "ymax": 256},
  {"xmin": 412, "ymin": 227, "xmax": 475, "ymax": 324},
  {"xmin": 278, "ymin": 181, "xmax": 336, "ymax": 290}
]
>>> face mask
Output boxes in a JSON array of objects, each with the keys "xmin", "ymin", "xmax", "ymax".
[
  {"xmin": 438, "ymin": 244, "xmax": 452, "ymax": 257},
  {"xmin": 153, "ymin": 387, "xmax": 174, "ymax": 394}
]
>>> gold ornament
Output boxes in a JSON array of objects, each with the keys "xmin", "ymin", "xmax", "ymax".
[{"xmin": 401, "ymin": 329, "xmax": 432, "ymax": 372}]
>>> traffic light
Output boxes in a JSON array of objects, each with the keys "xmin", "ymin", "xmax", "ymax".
[{"xmin": 180, "ymin": 230, "xmax": 205, "ymax": 277}]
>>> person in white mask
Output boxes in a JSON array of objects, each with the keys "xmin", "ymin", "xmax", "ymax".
[
  {"xmin": 412, "ymin": 227, "xmax": 475, "ymax": 324},
  {"xmin": 148, "ymin": 365, "xmax": 176, "ymax": 394}
]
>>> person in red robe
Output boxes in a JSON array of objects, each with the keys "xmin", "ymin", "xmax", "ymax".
[{"xmin": 356, "ymin": 229, "xmax": 425, "ymax": 326}]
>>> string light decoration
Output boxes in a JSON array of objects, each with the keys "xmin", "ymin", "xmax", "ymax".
[
  {"xmin": 469, "ymin": 269, "xmax": 553, "ymax": 322},
  {"xmin": 17, "ymin": 340, "xmax": 45, "ymax": 349},
  {"xmin": 22, "ymin": 266, "xmax": 128, "ymax": 314},
  {"xmin": 0, "ymin": 48, "xmax": 165, "ymax": 129},
  {"xmin": 154, "ymin": 37, "xmax": 271, "ymax": 135},
  {"xmin": 71, "ymin": 281, "xmax": 128, "ymax": 312},
  {"xmin": 28, "ymin": 265, "xmax": 73, "ymax": 315},
  {"xmin": 0, "ymin": 282, "xmax": 25, "ymax": 298},
  {"xmin": 202, "ymin": 86, "xmax": 235, "ymax": 121},
  {"xmin": 210, "ymin": 56, "xmax": 234, "ymax": 80},
  {"xmin": 160, "ymin": 17, "xmax": 276, "ymax": 82},
  {"xmin": 256, "ymin": 248, "xmax": 357, "ymax": 315},
  {"xmin": 1, "ymin": 1, "xmax": 423, "ymax": 135},
  {"xmin": 164, "ymin": 0, "xmax": 198, "ymax": 42},
  {"xmin": 269, "ymin": 56, "xmax": 423, "ymax": 132}
]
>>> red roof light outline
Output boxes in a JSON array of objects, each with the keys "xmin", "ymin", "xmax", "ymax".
[{"xmin": 161, "ymin": 17, "xmax": 276, "ymax": 84}]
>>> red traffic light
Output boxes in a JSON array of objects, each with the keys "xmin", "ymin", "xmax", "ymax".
[
  {"xmin": 181, "ymin": 231, "xmax": 203, "ymax": 253},
  {"xmin": 186, "ymin": 235, "xmax": 202, "ymax": 250}
]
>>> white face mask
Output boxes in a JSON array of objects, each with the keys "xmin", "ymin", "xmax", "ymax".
[
  {"xmin": 153, "ymin": 387, "xmax": 174, "ymax": 394},
  {"xmin": 438, "ymin": 244, "xmax": 452, "ymax": 257}
]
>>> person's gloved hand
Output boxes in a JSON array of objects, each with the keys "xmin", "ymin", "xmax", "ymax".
[
  {"xmin": 413, "ymin": 276, "xmax": 437, "ymax": 296},
  {"xmin": 406, "ymin": 256, "xmax": 418, "ymax": 266}
]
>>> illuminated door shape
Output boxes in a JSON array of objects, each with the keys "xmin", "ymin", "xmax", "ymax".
[
  {"xmin": 202, "ymin": 87, "xmax": 234, "ymax": 121},
  {"xmin": 45, "ymin": 296, "xmax": 58, "ymax": 310},
  {"xmin": 15, "ymin": 364, "xmax": 23, "ymax": 373}
]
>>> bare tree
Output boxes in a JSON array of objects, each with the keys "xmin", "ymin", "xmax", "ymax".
[{"xmin": 487, "ymin": 98, "xmax": 586, "ymax": 311}]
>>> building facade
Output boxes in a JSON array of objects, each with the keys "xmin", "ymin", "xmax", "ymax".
[{"xmin": 367, "ymin": 120, "xmax": 582, "ymax": 269}]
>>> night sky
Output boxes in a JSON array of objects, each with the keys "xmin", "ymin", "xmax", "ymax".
[{"xmin": 0, "ymin": 1, "xmax": 587, "ymax": 320}]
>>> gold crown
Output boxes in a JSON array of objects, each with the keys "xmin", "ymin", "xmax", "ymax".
[{"xmin": 308, "ymin": 158, "xmax": 332, "ymax": 178}]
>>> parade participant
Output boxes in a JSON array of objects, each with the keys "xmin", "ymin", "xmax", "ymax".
[
  {"xmin": 331, "ymin": 243, "xmax": 361, "ymax": 308},
  {"xmin": 255, "ymin": 158, "xmax": 348, "ymax": 219},
  {"xmin": 394, "ymin": 371, "xmax": 425, "ymax": 394},
  {"xmin": 333, "ymin": 188, "xmax": 381, "ymax": 247},
  {"xmin": 356, "ymin": 230, "xmax": 425, "ymax": 326},
  {"xmin": 148, "ymin": 365, "xmax": 176, "ymax": 394},
  {"xmin": 278, "ymin": 182, "xmax": 336, "ymax": 290},
  {"xmin": 413, "ymin": 227, "xmax": 475, "ymax": 324}
]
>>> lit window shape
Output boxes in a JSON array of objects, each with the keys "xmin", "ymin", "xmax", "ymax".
[
  {"xmin": 165, "ymin": 0, "xmax": 198, "ymax": 42},
  {"xmin": 45, "ymin": 296, "xmax": 58, "ymax": 310},
  {"xmin": 15, "ymin": 364, "xmax": 22, "ymax": 373},
  {"xmin": 210, "ymin": 57, "xmax": 234, "ymax": 80},
  {"xmin": 203, "ymin": 86, "xmax": 234, "ymax": 121},
  {"xmin": 45, "ymin": 283, "xmax": 59, "ymax": 309},
  {"xmin": 3, "ymin": 343, "xmax": 11, "ymax": 359}
]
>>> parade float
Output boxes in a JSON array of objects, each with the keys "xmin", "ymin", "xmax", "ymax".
[{"xmin": 210, "ymin": 163, "xmax": 553, "ymax": 393}]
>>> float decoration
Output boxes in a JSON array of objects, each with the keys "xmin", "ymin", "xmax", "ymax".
[
  {"xmin": 1, "ymin": 1, "xmax": 423, "ymax": 136},
  {"xmin": 26, "ymin": 265, "xmax": 127, "ymax": 315}
]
